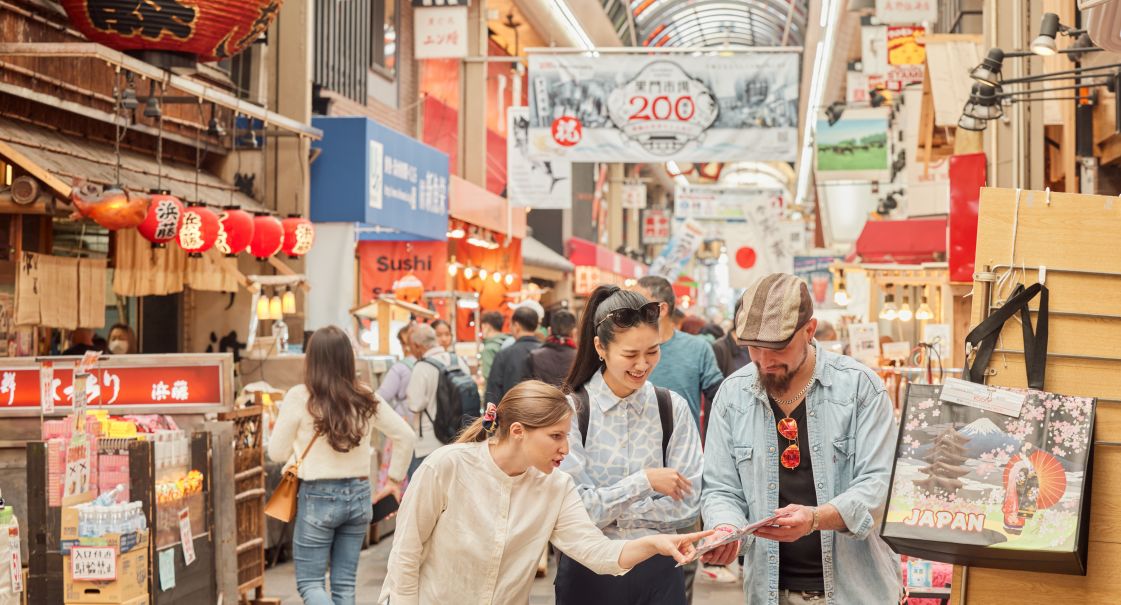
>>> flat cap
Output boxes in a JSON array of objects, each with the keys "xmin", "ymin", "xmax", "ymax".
[{"xmin": 734, "ymin": 273, "xmax": 814, "ymax": 349}]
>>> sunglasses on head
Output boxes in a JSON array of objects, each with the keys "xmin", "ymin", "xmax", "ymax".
[{"xmin": 595, "ymin": 301, "xmax": 661, "ymax": 330}]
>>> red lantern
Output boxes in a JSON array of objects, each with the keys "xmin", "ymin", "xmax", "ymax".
[
  {"xmin": 60, "ymin": 1, "xmax": 284, "ymax": 63},
  {"xmin": 249, "ymin": 214, "xmax": 283, "ymax": 260},
  {"xmin": 216, "ymin": 207, "xmax": 254, "ymax": 257},
  {"xmin": 137, "ymin": 190, "xmax": 183, "ymax": 248},
  {"xmin": 177, "ymin": 204, "xmax": 220, "ymax": 257},
  {"xmin": 281, "ymin": 216, "xmax": 315, "ymax": 259}
]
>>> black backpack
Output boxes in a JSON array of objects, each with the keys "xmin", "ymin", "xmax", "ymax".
[
  {"xmin": 572, "ymin": 385, "xmax": 674, "ymax": 465},
  {"xmin": 421, "ymin": 354, "xmax": 482, "ymax": 444}
]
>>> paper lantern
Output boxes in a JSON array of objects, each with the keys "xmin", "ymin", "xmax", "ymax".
[
  {"xmin": 216, "ymin": 207, "xmax": 254, "ymax": 256},
  {"xmin": 249, "ymin": 214, "xmax": 283, "ymax": 260},
  {"xmin": 280, "ymin": 216, "xmax": 315, "ymax": 258},
  {"xmin": 60, "ymin": 1, "xmax": 285, "ymax": 63},
  {"xmin": 137, "ymin": 190, "xmax": 183, "ymax": 248},
  {"xmin": 392, "ymin": 273, "xmax": 424, "ymax": 304},
  {"xmin": 177, "ymin": 204, "xmax": 220, "ymax": 257},
  {"xmin": 70, "ymin": 183, "xmax": 148, "ymax": 230}
]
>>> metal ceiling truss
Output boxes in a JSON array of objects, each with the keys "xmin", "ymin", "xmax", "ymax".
[{"xmin": 609, "ymin": 0, "xmax": 807, "ymax": 49}]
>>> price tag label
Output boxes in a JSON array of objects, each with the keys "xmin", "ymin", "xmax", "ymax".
[
  {"xmin": 939, "ymin": 378, "xmax": 1027, "ymax": 418},
  {"xmin": 40, "ymin": 362, "xmax": 54, "ymax": 414},
  {"xmin": 8, "ymin": 526, "xmax": 22, "ymax": 593},
  {"xmin": 70, "ymin": 546, "xmax": 116, "ymax": 581},
  {"xmin": 158, "ymin": 548, "xmax": 175, "ymax": 591},
  {"xmin": 178, "ymin": 509, "xmax": 195, "ymax": 566}
]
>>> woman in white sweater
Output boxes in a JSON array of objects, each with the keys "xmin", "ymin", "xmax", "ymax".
[
  {"xmin": 269, "ymin": 326, "xmax": 416, "ymax": 605},
  {"xmin": 379, "ymin": 380, "xmax": 710, "ymax": 605}
]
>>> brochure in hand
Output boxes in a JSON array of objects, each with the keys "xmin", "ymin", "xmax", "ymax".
[{"xmin": 679, "ymin": 515, "xmax": 782, "ymax": 566}]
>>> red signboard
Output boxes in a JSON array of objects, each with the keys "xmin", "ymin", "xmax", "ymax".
[
  {"xmin": 0, "ymin": 362, "xmax": 224, "ymax": 410},
  {"xmin": 949, "ymin": 153, "xmax": 986, "ymax": 283},
  {"xmin": 643, "ymin": 209, "xmax": 671, "ymax": 244}
]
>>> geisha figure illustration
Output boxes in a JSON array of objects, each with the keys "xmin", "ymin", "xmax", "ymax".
[{"xmin": 1001, "ymin": 442, "xmax": 1067, "ymax": 535}]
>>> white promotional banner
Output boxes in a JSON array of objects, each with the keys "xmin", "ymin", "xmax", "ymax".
[
  {"xmin": 527, "ymin": 52, "xmax": 800, "ymax": 162},
  {"xmin": 674, "ymin": 185, "xmax": 786, "ymax": 220},
  {"xmin": 414, "ymin": 6, "xmax": 468, "ymax": 59},
  {"xmin": 506, "ymin": 107, "xmax": 571, "ymax": 208},
  {"xmin": 649, "ymin": 219, "xmax": 705, "ymax": 280},
  {"xmin": 876, "ymin": 0, "xmax": 938, "ymax": 25},
  {"xmin": 621, "ymin": 182, "xmax": 647, "ymax": 209}
]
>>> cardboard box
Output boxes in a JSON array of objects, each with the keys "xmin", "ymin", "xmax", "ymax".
[
  {"xmin": 67, "ymin": 596, "xmax": 148, "ymax": 605},
  {"xmin": 62, "ymin": 531, "xmax": 149, "ymax": 604}
]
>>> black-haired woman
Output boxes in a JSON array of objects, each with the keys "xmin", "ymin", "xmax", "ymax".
[
  {"xmin": 268, "ymin": 326, "xmax": 416, "ymax": 605},
  {"xmin": 555, "ymin": 285, "xmax": 704, "ymax": 605}
]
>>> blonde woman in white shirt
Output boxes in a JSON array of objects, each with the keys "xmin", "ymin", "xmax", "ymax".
[
  {"xmin": 269, "ymin": 326, "xmax": 416, "ymax": 605},
  {"xmin": 379, "ymin": 380, "xmax": 711, "ymax": 605}
]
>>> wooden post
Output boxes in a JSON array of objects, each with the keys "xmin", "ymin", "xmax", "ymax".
[
  {"xmin": 205, "ymin": 421, "xmax": 239, "ymax": 603},
  {"xmin": 377, "ymin": 299, "xmax": 391, "ymax": 355}
]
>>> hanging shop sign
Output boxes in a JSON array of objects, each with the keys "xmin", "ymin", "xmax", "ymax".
[
  {"xmin": 649, "ymin": 219, "xmax": 705, "ymax": 281},
  {"xmin": 311, "ymin": 116, "xmax": 450, "ymax": 241},
  {"xmin": 414, "ymin": 6, "xmax": 468, "ymax": 59},
  {"xmin": 875, "ymin": 0, "xmax": 938, "ymax": 25},
  {"xmin": 357, "ymin": 240, "xmax": 448, "ymax": 302},
  {"xmin": 568, "ymin": 237, "xmax": 647, "ymax": 295},
  {"xmin": 642, "ymin": 209, "xmax": 671, "ymax": 244},
  {"xmin": 60, "ymin": 0, "xmax": 284, "ymax": 63},
  {"xmin": 527, "ymin": 52, "xmax": 800, "ymax": 162},
  {"xmin": 506, "ymin": 107, "xmax": 571, "ymax": 209},
  {"xmin": 621, "ymin": 182, "xmax": 647, "ymax": 210},
  {"xmin": 888, "ymin": 26, "xmax": 927, "ymax": 65},
  {"xmin": 815, "ymin": 107, "xmax": 891, "ymax": 176},
  {"xmin": 0, "ymin": 354, "xmax": 230, "ymax": 415},
  {"xmin": 674, "ymin": 185, "xmax": 785, "ymax": 221}
]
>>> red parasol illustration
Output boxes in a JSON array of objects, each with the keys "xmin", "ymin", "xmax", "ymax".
[{"xmin": 1003, "ymin": 449, "xmax": 1067, "ymax": 510}]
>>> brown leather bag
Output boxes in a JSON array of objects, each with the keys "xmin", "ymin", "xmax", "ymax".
[{"xmin": 264, "ymin": 433, "xmax": 319, "ymax": 523}]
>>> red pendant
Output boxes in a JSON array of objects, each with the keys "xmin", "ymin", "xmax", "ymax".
[{"xmin": 781, "ymin": 444, "xmax": 801, "ymax": 469}]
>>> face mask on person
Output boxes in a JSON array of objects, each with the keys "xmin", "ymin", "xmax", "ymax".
[{"xmin": 108, "ymin": 339, "xmax": 129, "ymax": 355}]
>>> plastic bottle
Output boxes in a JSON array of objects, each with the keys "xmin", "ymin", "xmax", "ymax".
[{"xmin": 95, "ymin": 484, "xmax": 125, "ymax": 506}]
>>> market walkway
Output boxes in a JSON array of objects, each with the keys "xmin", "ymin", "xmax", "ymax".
[{"xmin": 262, "ymin": 536, "xmax": 745, "ymax": 604}]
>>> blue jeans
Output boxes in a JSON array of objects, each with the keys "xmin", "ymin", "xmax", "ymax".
[{"xmin": 293, "ymin": 478, "xmax": 373, "ymax": 605}]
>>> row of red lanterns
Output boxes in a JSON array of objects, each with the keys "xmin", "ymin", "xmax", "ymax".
[{"xmin": 85, "ymin": 188, "xmax": 314, "ymax": 259}]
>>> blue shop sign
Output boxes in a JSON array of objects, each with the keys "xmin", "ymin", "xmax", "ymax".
[{"xmin": 310, "ymin": 116, "xmax": 449, "ymax": 241}]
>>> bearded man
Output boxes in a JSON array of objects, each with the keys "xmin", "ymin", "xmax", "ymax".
[{"xmin": 700, "ymin": 273, "xmax": 903, "ymax": 605}]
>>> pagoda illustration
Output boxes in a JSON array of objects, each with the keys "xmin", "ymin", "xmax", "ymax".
[{"xmin": 914, "ymin": 428, "xmax": 972, "ymax": 495}]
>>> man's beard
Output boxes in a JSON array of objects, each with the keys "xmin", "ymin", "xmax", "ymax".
[{"xmin": 759, "ymin": 345, "xmax": 810, "ymax": 394}]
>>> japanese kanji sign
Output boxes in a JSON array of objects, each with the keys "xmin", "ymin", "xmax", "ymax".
[
  {"xmin": 642, "ymin": 209, "xmax": 670, "ymax": 245},
  {"xmin": 0, "ymin": 357, "xmax": 226, "ymax": 412},
  {"xmin": 527, "ymin": 52, "xmax": 800, "ymax": 162},
  {"xmin": 875, "ymin": 0, "xmax": 938, "ymax": 25},
  {"xmin": 414, "ymin": 6, "xmax": 467, "ymax": 60}
]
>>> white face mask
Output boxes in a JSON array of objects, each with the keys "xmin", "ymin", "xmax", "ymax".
[{"xmin": 108, "ymin": 339, "xmax": 129, "ymax": 355}]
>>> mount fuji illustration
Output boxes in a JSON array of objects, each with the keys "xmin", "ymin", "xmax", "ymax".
[{"xmin": 955, "ymin": 418, "xmax": 1023, "ymax": 459}]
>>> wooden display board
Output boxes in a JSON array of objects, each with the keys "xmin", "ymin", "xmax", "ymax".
[{"xmin": 953, "ymin": 187, "xmax": 1121, "ymax": 603}]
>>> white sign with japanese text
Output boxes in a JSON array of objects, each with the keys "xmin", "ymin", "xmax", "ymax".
[
  {"xmin": 178, "ymin": 508, "xmax": 196, "ymax": 566},
  {"xmin": 642, "ymin": 209, "xmax": 670, "ymax": 244},
  {"xmin": 649, "ymin": 219, "xmax": 705, "ymax": 281},
  {"xmin": 621, "ymin": 183, "xmax": 647, "ymax": 210},
  {"xmin": 8, "ymin": 525, "xmax": 22, "ymax": 593},
  {"xmin": 70, "ymin": 546, "xmax": 115, "ymax": 581},
  {"xmin": 414, "ymin": 6, "xmax": 468, "ymax": 60},
  {"xmin": 40, "ymin": 362, "xmax": 54, "ymax": 414},
  {"xmin": 674, "ymin": 185, "xmax": 785, "ymax": 220},
  {"xmin": 506, "ymin": 107, "xmax": 572, "ymax": 209},
  {"xmin": 876, "ymin": 0, "xmax": 938, "ymax": 25}
]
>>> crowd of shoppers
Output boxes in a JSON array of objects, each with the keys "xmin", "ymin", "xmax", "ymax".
[{"xmin": 267, "ymin": 272, "xmax": 904, "ymax": 605}]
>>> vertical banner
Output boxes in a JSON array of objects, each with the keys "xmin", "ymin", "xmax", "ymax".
[
  {"xmin": 642, "ymin": 209, "xmax": 671, "ymax": 244},
  {"xmin": 527, "ymin": 52, "xmax": 800, "ymax": 162},
  {"xmin": 649, "ymin": 220, "xmax": 705, "ymax": 280},
  {"xmin": 506, "ymin": 107, "xmax": 571, "ymax": 209}
]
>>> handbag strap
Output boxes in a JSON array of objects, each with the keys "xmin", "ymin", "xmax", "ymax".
[
  {"xmin": 962, "ymin": 282, "xmax": 1049, "ymax": 390},
  {"xmin": 290, "ymin": 432, "xmax": 320, "ymax": 473}
]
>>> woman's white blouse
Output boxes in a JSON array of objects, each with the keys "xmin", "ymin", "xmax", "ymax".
[{"xmin": 379, "ymin": 442, "xmax": 629, "ymax": 605}]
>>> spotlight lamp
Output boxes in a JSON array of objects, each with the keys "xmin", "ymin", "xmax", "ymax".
[
  {"xmin": 143, "ymin": 81, "xmax": 161, "ymax": 119},
  {"xmin": 879, "ymin": 285, "xmax": 899, "ymax": 321},
  {"xmin": 1031, "ymin": 12, "xmax": 1087, "ymax": 57},
  {"xmin": 963, "ymin": 83, "xmax": 1003, "ymax": 121},
  {"xmin": 825, "ymin": 101, "xmax": 846, "ymax": 126},
  {"xmin": 971, "ymin": 48, "xmax": 1005, "ymax": 86}
]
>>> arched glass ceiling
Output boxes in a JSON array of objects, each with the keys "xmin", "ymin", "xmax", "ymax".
[{"xmin": 617, "ymin": 0, "xmax": 807, "ymax": 48}]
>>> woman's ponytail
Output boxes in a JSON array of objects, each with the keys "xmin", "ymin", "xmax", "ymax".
[{"xmin": 563, "ymin": 285, "xmax": 620, "ymax": 393}]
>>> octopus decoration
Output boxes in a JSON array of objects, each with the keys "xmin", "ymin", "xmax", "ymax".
[{"xmin": 69, "ymin": 181, "xmax": 150, "ymax": 230}]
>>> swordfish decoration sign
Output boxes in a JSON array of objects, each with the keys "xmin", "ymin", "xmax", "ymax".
[{"xmin": 527, "ymin": 52, "xmax": 800, "ymax": 162}]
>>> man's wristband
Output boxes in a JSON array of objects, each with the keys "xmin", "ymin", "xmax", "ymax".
[{"xmin": 809, "ymin": 506, "xmax": 820, "ymax": 533}]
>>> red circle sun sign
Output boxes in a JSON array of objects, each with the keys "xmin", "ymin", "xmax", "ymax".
[
  {"xmin": 551, "ymin": 116, "xmax": 583, "ymax": 147},
  {"xmin": 735, "ymin": 247, "xmax": 757, "ymax": 269}
]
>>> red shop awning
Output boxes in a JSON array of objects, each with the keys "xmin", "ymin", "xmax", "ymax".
[
  {"xmin": 567, "ymin": 237, "xmax": 647, "ymax": 278},
  {"xmin": 853, "ymin": 218, "xmax": 948, "ymax": 265}
]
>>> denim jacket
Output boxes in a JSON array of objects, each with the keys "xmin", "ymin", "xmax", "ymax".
[{"xmin": 701, "ymin": 342, "xmax": 902, "ymax": 605}]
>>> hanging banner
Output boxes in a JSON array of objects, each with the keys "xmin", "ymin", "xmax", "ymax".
[
  {"xmin": 506, "ymin": 107, "xmax": 571, "ymax": 209},
  {"xmin": 674, "ymin": 185, "xmax": 786, "ymax": 221},
  {"xmin": 527, "ymin": 52, "xmax": 800, "ymax": 162},
  {"xmin": 888, "ymin": 26, "xmax": 927, "ymax": 65},
  {"xmin": 649, "ymin": 220, "xmax": 705, "ymax": 280},
  {"xmin": 876, "ymin": 0, "xmax": 938, "ymax": 25},
  {"xmin": 621, "ymin": 182, "xmax": 647, "ymax": 209},
  {"xmin": 714, "ymin": 218, "xmax": 798, "ymax": 289},
  {"xmin": 357, "ymin": 240, "xmax": 448, "ymax": 302},
  {"xmin": 642, "ymin": 209, "xmax": 671, "ymax": 244},
  {"xmin": 415, "ymin": 6, "xmax": 468, "ymax": 60}
]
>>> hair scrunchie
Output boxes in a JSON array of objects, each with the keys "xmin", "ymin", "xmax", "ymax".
[{"xmin": 482, "ymin": 402, "xmax": 499, "ymax": 434}]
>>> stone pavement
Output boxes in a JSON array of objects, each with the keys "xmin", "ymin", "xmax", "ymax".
[{"xmin": 263, "ymin": 536, "xmax": 744, "ymax": 604}]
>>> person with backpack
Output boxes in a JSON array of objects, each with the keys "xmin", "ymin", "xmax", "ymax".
[
  {"xmin": 267, "ymin": 326, "xmax": 416, "ymax": 604},
  {"xmin": 555, "ymin": 285, "xmax": 703, "ymax": 605},
  {"xmin": 405, "ymin": 323, "xmax": 479, "ymax": 479},
  {"xmin": 484, "ymin": 306, "xmax": 543, "ymax": 405},
  {"xmin": 379, "ymin": 380, "xmax": 713, "ymax": 604}
]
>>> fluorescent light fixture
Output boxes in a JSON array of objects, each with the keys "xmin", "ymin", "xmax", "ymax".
[
  {"xmin": 552, "ymin": 0, "xmax": 594, "ymax": 50},
  {"xmin": 795, "ymin": 0, "xmax": 843, "ymax": 209},
  {"xmin": 666, "ymin": 160, "xmax": 690, "ymax": 187}
]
